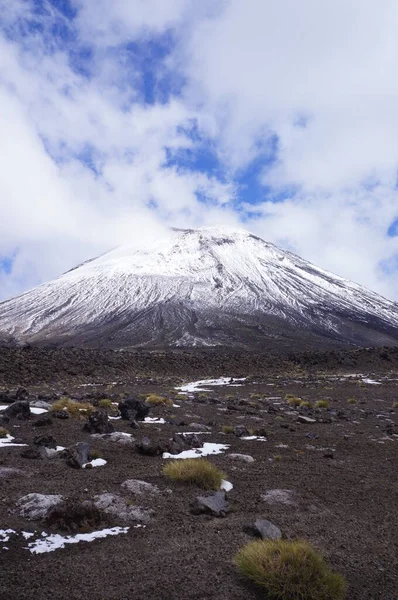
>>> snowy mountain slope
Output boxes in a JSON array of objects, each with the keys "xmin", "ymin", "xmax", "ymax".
[{"xmin": 1, "ymin": 226, "xmax": 398, "ymax": 350}]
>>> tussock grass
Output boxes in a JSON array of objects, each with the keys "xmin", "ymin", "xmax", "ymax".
[
  {"xmin": 234, "ymin": 539, "xmax": 346, "ymax": 600},
  {"xmin": 0, "ymin": 427, "xmax": 10, "ymax": 438},
  {"xmin": 222, "ymin": 425, "xmax": 234, "ymax": 434},
  {"xmin": 98, "ymin": 399, "xmax": 112, "ymax": 409},
  {"xmin": 300, "ymin": 400, "xmax": 313, "ymax": 408},
  {"xmin": 163, "ymin": 458, "xmax": 226, "ymax": 490},
  {"xmin": 347, "ymin": 398, "xmax": 356, "ymax": 405},
  {"xmin": 392, "ymin": 402, "xmax": 398, "ymax": 409},
  {"xmin": 146, "ymin": 394, "xmax": 173, "ymax": 407},
  {"xmin": 50, "ymin": 398, "xmax": 94, "ymax": 418},
  {"xmin": 316, "ymin": 400, "xmax": 330, "ymax": 409},
  {"xmin": 286, "ymin": 395, "xmax": 302, "ymax": 407}
]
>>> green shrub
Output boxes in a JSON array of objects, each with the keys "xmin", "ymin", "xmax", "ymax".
[
  {"xmin": 222, "ymin": 425, "xmax": 234, "ymax": 434},
  {"xmin": 234, "ymin": 539, "xmax": 346, "ymax": 600},
  {"xmin": 0, "ymin": 427, "xmax": 9, "ymax": 438},
  {"xmin": 146, "ymin": 394, "xmax": 173, "ymax": 407},
  {"xmin": 50, "ymin": 398, "xmax": 94, "ymax": 418},
  {"xmin": 316, "ymin": 400, "xmax": 330, "ymax": 409},
  {"xmin": 163, "ymin": 458, "xmax": 226, "ymax": 490}
]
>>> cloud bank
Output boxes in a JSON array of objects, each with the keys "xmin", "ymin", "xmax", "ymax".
[{"xmin": 1, "ymin": 0, "xmax": 398, "ymax": 301}]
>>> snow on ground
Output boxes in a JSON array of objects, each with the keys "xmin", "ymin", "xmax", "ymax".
[
  {"xmin": 220, "ymin": 480, "xmax": 233, "ymax": 492},
  {"xmin": 144, "ymin": 417, "xmax": 166, "ymax": 424},
  {"xmin": 83, "ymin": 458, "xmax": 107, "ymax": 468},
  {"xmin": 163, "ymin": 442, "xmax": 229, "ymax": 460},
  {"xmin": 176, "ymin": 377, "xmax": 246, "ymax": 393},
  {"xmin": 241, "ymin": 436, "xmax": 267, "ymax": 442},
  {"xmin": 0, "ymin": 435, "xmax": 27, "ymax": 448},
  {"xmin": 362, "ymin": 378, "xmax": 382, "ymax": 385},
  {"xmin": 31, "ymin": 408, "xmax": 48, "ymax": 415},
  {"xmin": 26, "ymin": 527, "xmax": 130, "ymax": 554}
]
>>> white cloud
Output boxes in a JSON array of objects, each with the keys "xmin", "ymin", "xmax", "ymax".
[{"xmin": 1, "ymin": 0, "xmax": 398, "ymax": 304}]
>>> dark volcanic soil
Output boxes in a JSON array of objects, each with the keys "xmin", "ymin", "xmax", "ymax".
[{"xmin": 0, "ymin": 349, "xmax": 397, "ymax": 600}]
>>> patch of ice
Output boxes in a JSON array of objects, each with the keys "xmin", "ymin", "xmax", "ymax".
[
  {"xmin": 56, "ymin": 446, "xmax": 65, "ymax": 452},
  {"xmin": 26, "ymin": 527, "xmax": 130, "ymax": 554},
  {"xmin": 109, "ymin": 416, "xmax": 121, "ymax": 420},
  {"xmin": 163, "ymin": 442, "xmax": 229, "ymax": 459},
  {"xmin": 181, "ymin": 431, "xmax": 211, "ymax": 435},
  {"xmin": 83, "ymin": 458, "xmax": 107, "ymax": 468},
  {"xmin": 144, "ymin": 417, "xmax": 166, "ymax": 424},
  {"xmin": 362, "ymin": 378, "xmax": 382, "ymax": 385},
  {"xmin": 241, "ymin": 436, "xmax": 267, "ymax": 442},
  {"xmin": 176, "ymin": 377, "xmax": 246, "ymax": 394},
  {"xmin": 172, "ymin": 404, "xmax": 180, "ymax": 408},
  {"xmin": 31, "ymin": 408, "xmax": 48, "ymax": 415},
  {"xmin": 0, "ymin": 434, "xmax": 27, "ymax": 448},
  {"xmin": 22, "ymin": 532, "xmax": 34, "ymax": 540},
  {"xmin": 220, "ymin": 480, "xmax": 233, "ymax": 492}
]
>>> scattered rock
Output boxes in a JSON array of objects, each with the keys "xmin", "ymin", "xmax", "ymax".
[
  {"xmin": 3, "ymin": 401, "xmax": 31, "ymax": 420},
  {"xmin": 94, "ymin": 493, "xmax": 152, "ymax": 524},
  {"xmin": 228, "ymin": 453, "xmax": 255, "ymax": 463},
  {"xmin": 119, "ymin": 398, "xmax": 150, "ymax": 422},
  {"xmin": 323, "ymin": 449, "xmax": 334, "ymax": 459},
  {"xmin": 297, "ymin": 415, "xmax": 317, "ymax": 424},
  {"xmin": 192, "ymin": 491, "xmax": 230, "ymax": 517},
  {"xmin": 50, "ymin": 410, "xmax": 69, "ymax": 420},
  {"xmin": 91, "ymin": 432, "xmax": 133, "ymax": 445},
  {"xmin": 63, "ymin": 442, "xmax": 91, "ymax": 468},
  {"xmin": 17, "ymin": 493, "xmax": 63, "ymax": 520},
  {"xmin": 245, "ymin": 518, "xmax": 282, "ymax": 540},
  {"xmin": 83, "ymin": 410, "xmax": 115, "ymax": 434},
  {"xmin": 121, "ymin": 479, "xmax": 160, "ymax": 495},
  {"xmin": 136, "ymin": 437, "xmax": 164, "ymax": 456},
  {"xmin": 20, "ymin": 446, "xmax": 43, "ymax": 460},
  {"xmin": 233, "ymin": 425, "xmax": 250, "ymax": 437},
  {"xmin": 33, "ymin": 434, "xmax": 57, "ymax": 449},
  {"xmin": 30, "ymin": 400, "xmax": 52, "ymax": 410},
  {"xmin": 262, "ymin": 489, "xmax": 297, "ymax": 506}
]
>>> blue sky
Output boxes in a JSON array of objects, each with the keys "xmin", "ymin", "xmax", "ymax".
[{"xmin": 1, "ymin": 0, "xmax": 398, "ymax": 301}]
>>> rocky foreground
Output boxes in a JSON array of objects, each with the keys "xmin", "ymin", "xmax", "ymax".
[{"xmin": 0, "ymin": 349, "xmax": 397, "ymax": 599}]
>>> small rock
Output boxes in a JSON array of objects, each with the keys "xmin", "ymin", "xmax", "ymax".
[
  {"xmin": 121, "ymin": 480, "xmax": 159, "ymax": 495},
  {"xmin": 119, "ymin": 398, "xmax": 150, "ymax": 422},
  {"xmin": 233, "ymin": 425, "xmax": 250, "ymax": 437},
  {"xmin": 20, "ymin": 446, "xmax": 43, "ymax": 460},
  {"xmin": 192, "ymin": 491, "xmax": 230, "ymax": 517},
  {"xmin": 83, "ymin": 410, "xmax": 114, "ymax": 434},
  {"xmin": 323, "ymin": 449, "xmax": 334, "ymax": 459},
  {"xmin": 51, "ymin": 410, "xmax": 69, "ymax": 420},
  {"xmin": 94, "ymin": 493, "xmax": 152, "ymax": 524},
  {"xmin": 305, "ymin": 432, "xmax": 319, "ymax": 440},
  {"xmin": 262, "ymin": 489, "xmax": 297, "ymax": 506},
  {"xmin": 136, "ymin": 437, "xmax": 164, "ymax": 456},
  {"xmin": 228, "ymin": 453, "xmax": 255, "ymax": 463},
  {"xmin": 297, "ymin": 416, "xmax": 316, "ymax": 424},
  {"xmin": 33, "ymin": 434, "xmax": 57, "ymax": 449},
  {"xmin": 245, "ymin": 518, "xmax": 282, "ymax": 540},
  {"xmin": 187, "ymin": 423, "xmax": 211, "ymax": 432},
  {"xmin": 33, "ymin": 415, "xmax": 53, "ymax": 427},
  {"xmin": 17, "ymin": 493, "xmax": 63, "ymax": 520},
  {"xmin": 63, "ymin": 442, "xmax": 91, "ymax": 468},
  {"xmin": 4, "ymin": 401, "xmax": 31, "ymax": 421}
]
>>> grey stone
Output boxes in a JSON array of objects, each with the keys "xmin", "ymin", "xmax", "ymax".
[
  {"xmin": 192, "ymin": 491, "xmax": 230, "ymax": 517},
  {"xmin": 94, "ymin": 493, "xmax": 152, "ymax": 524},
  {"xmin": 30, "ymin": 401, "xmax": 52, "ymax": 410},
  {"xmin": 121, "ymin": 479, "xmax": 159, "ymax": 495},
  {"xmin": 64, "ymin": 442, "xmax": 91, "ymax": 468},
  {"xmin": 262, "ymin": 489, "xmax": 297, "ymax": 506},
  {"xmin": 17, "ymin": 493, "xmax": 63, "ymax": 520},
  {"xmin": 91, "ymin": 432, "xmax": 133, "ymax": 445},
  {"xmin": 297, "ymin": 415, "xmax": 317, "ymax": 424},
  {"xmin": 83, "ymin": 410, "xmax": 114, "ymax": 434},
  {"xmin": 228, "ymin": 453, "xmax": 255, "ymax": 463},
  {"xmin": 233, "ymin": 425, "xmax": 250, "ymax": 437},
  {"xmin": 252, "ymin": 519, "xmax": 282, "ymax": 540}
]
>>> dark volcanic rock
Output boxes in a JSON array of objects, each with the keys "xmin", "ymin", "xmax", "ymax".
[
  {"xmin": 33, "ymin": 415, "xmax": 53, "ymax": 427},
  {"xmin": 83, "ymin": 409, "xmax": 114, "ymax": 434},
  {"xmin": 244, "ymin": 518, "xmax": 282, "ymax": 540},
  {"xmin": 119, "ymin": 398, "xmax": 150, "ymax": 422},
  {"xmin": 46, "ymin": 500, "xmax": 104, "ymax": 533},
  {"xmin": 192, "ymin": 491, "xmax": 230, "ymax": 517},
  {"xmin": 63, "ymin": 442, "xmax": 91, "ymax": 468},
  {"xmin": 21, "ymin": 446, "xmax": 43, "ymax": 460},
  {"xmin": 51, "ymin": 410, "xmax": 69, "ymax": 420},
  {"xmin": 33, "ymin": 434, "xmax": 57, "ymax": 449},
  {"xmin": 136, "ymin": 436, "xmax": 164, "ymax": 456},
  {"xmin": 233, "ymin": 425, "xmax": 250, "ymax": 437},
  {"xmin": 4, "ymin": 401, "xmax": 30, "ymax": 420}
]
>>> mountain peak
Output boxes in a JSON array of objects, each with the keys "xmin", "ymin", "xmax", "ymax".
[{"xmin": 0, "ymin": 227, "xmax": 398, "ymax": 351}]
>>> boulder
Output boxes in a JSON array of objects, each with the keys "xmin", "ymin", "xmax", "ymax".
[
  {"xmin": 192, "ymin": 491, "xmax": 230, "ymax": 517},
  {"xmin": 136, "ymin": 437, "xmax": 164, "ymax": 456},
  {"xmin": 233, "ymin": 425, "xmax": 251, "ymax": 437},
  {"xmin": 119, "ymin": 398, "xmax": 150, "ymax": 422},
  {"xmin": 63, "ymin": 442, "xmax": 91, "ymax": 468},
  {"xmin": 83, "ymin": 410, "xmax": 114, "ymax": 434},
  {"xmin": 121, "ymin": 479, "xmax": 159, "ymax": 495},
  {"xmin": 3, "ymin": 401, "xmax": 30, "ymax": 420},
  {"xmin": 228, "ymin": 453, "xmax": 255, "ymax": 463},
  {"xmin": 246, "ymin": 518, "xmax": 282, "ymax": 540},
  {"xmin": 94, "ymin": 493, "xmax": 152, "ymax": 524},
  {"xmin": 17, "ymin": 493, "xmax": 63, "ymax": 520}
]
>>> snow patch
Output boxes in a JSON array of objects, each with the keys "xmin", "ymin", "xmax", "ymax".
[
  {"xmin": 83, "ymin": 458, "xmax": 107, "ymax": 468},
  {"xmin": 163, "ymin": 442, "xmax": 229, "ymax": 459},
  {"xmin": 26, "ymin": 527, "xmax": 130, "ymax": 554}
]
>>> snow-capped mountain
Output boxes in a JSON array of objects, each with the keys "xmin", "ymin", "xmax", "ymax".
[{"xmin": 1, "ymin": 226, "xmax": 398, "ymax": 351}]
